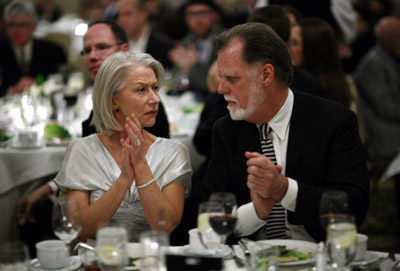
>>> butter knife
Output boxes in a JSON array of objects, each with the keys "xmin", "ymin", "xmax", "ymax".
[{"xmin": 229, "ymin": 244, "xmax": 245, "ymax": 268}]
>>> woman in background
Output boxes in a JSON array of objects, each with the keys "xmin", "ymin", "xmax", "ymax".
[{"xmin": 290, "ymin": 18, "xmax": 353, "ymax": 108}]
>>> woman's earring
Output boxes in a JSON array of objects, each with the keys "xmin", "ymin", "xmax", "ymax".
[{"xmin": 115, "ymin": 108, "xmax": 120, "ymax": 112}]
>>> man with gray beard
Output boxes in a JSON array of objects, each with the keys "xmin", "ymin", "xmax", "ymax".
[{"xmin": 200, "ymin": 22, "xmax": 369, "ymax": 242}]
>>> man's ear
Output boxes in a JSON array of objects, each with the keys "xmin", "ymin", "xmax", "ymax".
[{"xmin": 261, "ymin": 63, "xmax": 274, "ymax": 86}]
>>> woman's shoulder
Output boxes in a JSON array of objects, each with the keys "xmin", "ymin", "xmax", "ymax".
[
  {"xmin": 153, "ymin": 137, "xmax": 187, "ymax": 150},
  {"xmin": 68, "ymin": 134, "xmax": 101, "ymax": 151}
]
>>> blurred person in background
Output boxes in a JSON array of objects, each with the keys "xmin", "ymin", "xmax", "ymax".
[
  {"xmin": 117, "ymin": 0, "xmax": 174, "ymax": 69},
  {"xmin": 289, "ymin": 18, "xmax": 353, "ymax": 108},
  {"xmin": 247, "ymin": 5, "xmax": 320, "ymax": 97},
  {"xmin": 34, "ymin": 0, "xmax": 62, "ymax": 23},
  {"xmin": 169, "ymin": 0, "xmax": 225, "ymax": 101},
  {"xmin": 353, "ymin": 16, "xmax": 400, "ymax": 180},
  {"xmin": 54, "ymin": 51, "xmax": 192, "ymax": 242},
  {"xmin": 0, "ymin": 0, "xmax": 67, "ymax": 97}
]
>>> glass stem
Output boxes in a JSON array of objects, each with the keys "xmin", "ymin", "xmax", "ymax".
[{"xmin": 218, "ymin": 235, "xmax": 227, "ymax": 255}]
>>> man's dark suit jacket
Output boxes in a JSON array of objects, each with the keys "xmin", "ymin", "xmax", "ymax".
[
  {"xmin": 201, "ymin": 91, "xmax": 369, "ymax": 242},
  {"xmin": 0, "ymin": 38, "xmax": 67, "ymax": 97},
  {"xmin": 146, "ymin": 29, "xmax": 174, "ymax": 69}
]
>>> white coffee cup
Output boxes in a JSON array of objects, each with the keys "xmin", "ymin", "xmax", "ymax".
[
  {"xmin": 354, "ymin": 233, "xmax": 368, "ymax": 261},
  {"xmin": 189, "ymin": 228, "xmax": 204, "ymax": 251},
  {"xmin": 36, "ymin": 240, "xmax": 68, "ymax": 269}
]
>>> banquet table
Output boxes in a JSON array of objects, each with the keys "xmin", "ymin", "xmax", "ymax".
[
  {"xmin": 45, "ymin": 246, "xmax": 400, "ymax": 271},
  {"xmin": 0, "ymin": 145, "xmax": 67, "ymax": 244}
]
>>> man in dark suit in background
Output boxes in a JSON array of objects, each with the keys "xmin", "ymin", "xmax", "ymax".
[
  {"xmin": 0, "ymin": 0, "xmax": 67, "ymax": 97},
  {"xmin": 201, "ymin": 22, "xmax": 369, "ymax": 242},
  {"xmin": 117, "ymin": 0, "xmax": 174, "ymax": 69}
]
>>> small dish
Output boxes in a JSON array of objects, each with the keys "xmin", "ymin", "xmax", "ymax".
[
  {"xmin": 179, "ymin": 244, "xmax": 231, "ymax": 257},
  {"xmin": 31, "ymin": 256, "xmax": 81, "ymax": 271},
  {"xmin": 351, "ymin": 251, "xmax": 380, "ymax": 266}
]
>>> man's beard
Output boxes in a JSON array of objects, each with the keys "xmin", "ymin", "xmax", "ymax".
[{"xmin": 225, "ymin": 83, "xmax": 265, "ymax": 121}]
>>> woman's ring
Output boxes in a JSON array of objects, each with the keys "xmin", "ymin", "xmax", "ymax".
[{"xmin": 134, "ymin": 139, "xmax": 141, "ymax": 146}]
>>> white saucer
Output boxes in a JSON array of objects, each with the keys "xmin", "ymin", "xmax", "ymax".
[
  {"xmin": 351, "ymin": 251, "xmax": 380, "ymax": 266},
  {"xmin": 179, "ymin": 245, "xmax": 231, "ymax": 257},
  {"xmin": 30, "ymin": 256, "xmax": 81, "ymax": 271}
]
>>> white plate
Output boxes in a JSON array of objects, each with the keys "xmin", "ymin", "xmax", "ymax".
[
  {"xmin": 179, "ymin": 244, "xmax": 231, "ymax": 257},
  {"xmin": 30, "ymin": 256, "xmax": 81, "ymax": 271},
  {"xmin": 352, "ymin": 251, "xmax": 380, "ymax": 266},
  {"xmin": 236, "ymin": 239, "xmax": 317, "ymax": 266}
]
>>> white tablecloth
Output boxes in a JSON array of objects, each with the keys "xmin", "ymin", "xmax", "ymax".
[{"xmin": 0, "ymin": 146, "xmax": 67, "ymax": 195}]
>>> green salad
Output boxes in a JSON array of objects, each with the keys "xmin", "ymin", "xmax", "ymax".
[
  {"xmin": 44, "ymin": 124, "xmax": 71, "ymax": 140},
  {"xmin": 0, "ymin": 131, "xmax": 9, "ymax": 142},
  {"xmin": 257, "ymin": 245, "xmax": 312, "ymax": 270}
]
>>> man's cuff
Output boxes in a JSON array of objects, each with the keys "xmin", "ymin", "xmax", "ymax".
[
  {"xmin": 234, "ymin": 203, "xmax": 266, "ymax": 237},
  {"xmin": 280, "ymin": 177, "xmax": 298, "ymax": 212}
]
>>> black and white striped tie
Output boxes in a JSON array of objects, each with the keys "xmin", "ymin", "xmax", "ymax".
[{"xmin": 259, "ymin": 124, "xmax": 287, "ymax": 239}]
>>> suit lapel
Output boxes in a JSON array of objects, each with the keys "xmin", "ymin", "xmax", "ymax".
[{"xmin": 286, "ymin": 92, "xmax": 311, "ymax": 179}]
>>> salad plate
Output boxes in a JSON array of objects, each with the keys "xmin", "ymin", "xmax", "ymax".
[{"xmin": 236, "ymin": 239, "xmax": 317, "ymax": 266}]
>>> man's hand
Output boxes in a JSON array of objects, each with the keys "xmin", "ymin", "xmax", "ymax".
[
  {"xmin": 245, "ymin": 151, "xmax": 288, "ymax": 202},
  {"xmin": 16, "ymin": 183, "xmax": 55, "ymax": 225},
  {"xmin": 9, "ymin": 76, "xmax": 35, "ymax": 94},
  {"xmin": 169, "ymin": 43, "xmax": 199, "ymax": 73}
]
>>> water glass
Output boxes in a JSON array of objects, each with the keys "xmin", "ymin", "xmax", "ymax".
[
  {"xmin": 0, "ymin": 242, "xmax": 30, "ymax": 271},
  {"xmin": 96, "ymin": 225, "xmax": 128, "ymax": 271},
  {"xmin": 249, "ymin": 243, "xmax": 279, "ymax": 271},
  {"xmin": 139, "ymin": 230, "xmax": 169, "ymax": 271},
  {"xmin": 326, "ymin": 214, "xmax": 357, "ymax": 271}
]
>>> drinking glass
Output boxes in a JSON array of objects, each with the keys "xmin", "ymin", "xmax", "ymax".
[
  {"xmin": 139, "ymin": 230, "xmax": 169, "ymax": 271},
  {"xmin": 96, "ymin": 225, "xmax": 128, "ymax": 271},
  {"xmin": 197, "ymin": 202, "xmax": 222, "ymax": 253},
  {"xmin": 0, "ymin": 242, "xmax": 30, "ymax": 271},
  {"xmin": 320, "ymin": 190, "xmax": 349, "ymax": 232},
  {"xmin": 52, "ymin": 194, "xmax": 82, "ymax": 263},
  {"xmin": 20, "ymin": 94, "xmax": 38, "ymax": 130},
  {"xmin": 326, "ymin": 214, "xmax": 357, "ymax": 271},
  {"xmin": 208, "ymin": 192, "xmax": 238, "ymax": 249},
  {"xmin": 249, "ymin": 243, "xmax": 279, "ymax": 271}
]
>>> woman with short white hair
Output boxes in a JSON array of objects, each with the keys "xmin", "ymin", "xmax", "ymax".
[{"xmin": 55, "ymin": 51, "xmax": 192, "ymax": 242}]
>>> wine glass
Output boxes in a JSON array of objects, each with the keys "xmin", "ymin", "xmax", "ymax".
[
  {"xmin": 208, "ymin": 192, "xmax": 238, "ymax": 250},
  {"xmin": 326, "ymin": 214, "xmax": 357, "ymax": 271},
  {"xmin": 0, "ymin": 242, "xmax": 30, "ymax": 271},
  {"xmin": 197, "ymin": 201, "xmax": 222, "ymax": 253},
  {"xmin": 319, "ymin": 190, "xmax": 349, "ymax": 232},
  {"xmin": 96, "ymin": 225, "xmax": 128, "ymax": 271},
  {"xmin": 52, "ymin": 194, "xmax": 82, "ymax": 266}
]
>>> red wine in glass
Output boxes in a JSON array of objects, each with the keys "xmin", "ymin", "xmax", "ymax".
[{"xmin": 209, "ymin": 214, "xmax": 238, "ymax": 236}]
